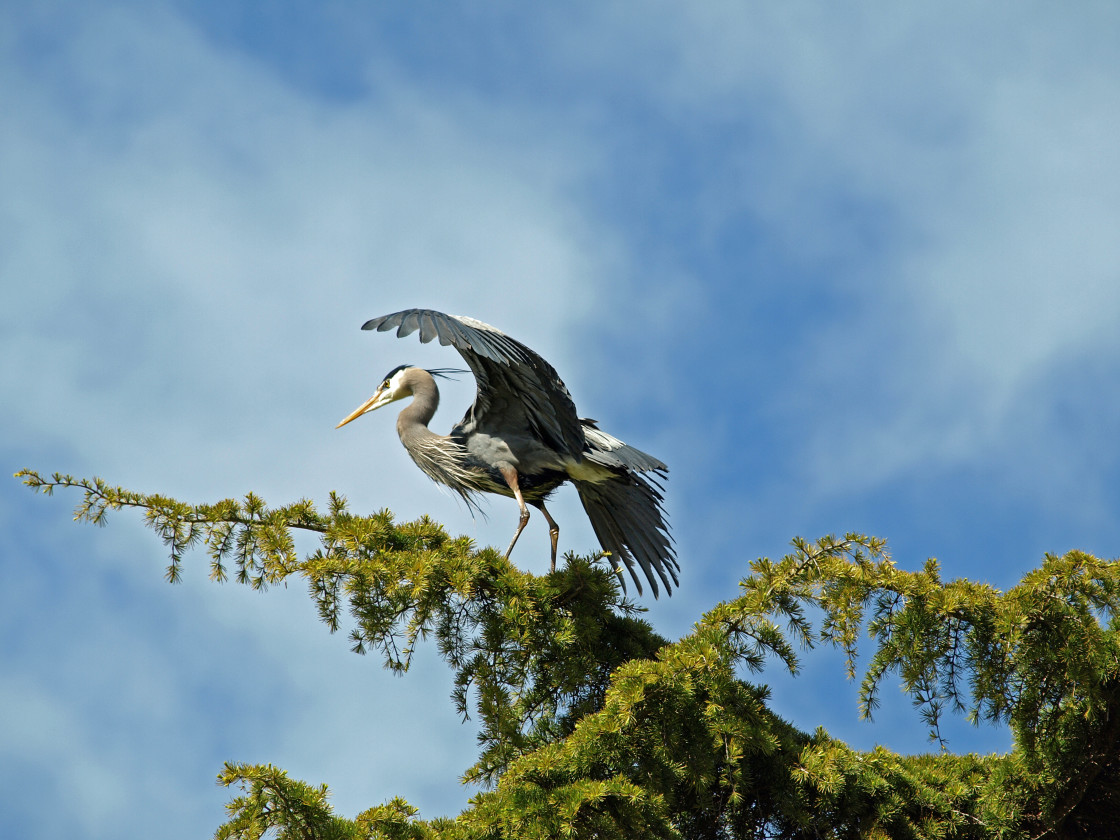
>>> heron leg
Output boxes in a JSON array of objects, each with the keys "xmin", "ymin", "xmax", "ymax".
[
  {"xmin": 530, "ymin": 500, "xmax": 560, "ymax": 571},
  {"xmin": 499, "ymin": 466, "xmax": 531, "ymax": 559}
]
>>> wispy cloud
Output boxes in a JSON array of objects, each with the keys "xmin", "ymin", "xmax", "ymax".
[
  {"xmin": 554, "ymin": 4, "xmax": 1120, "ymax": 510},
  {"xmin": 3, "ymin": 3, "xmax": 611, "ymax": 833},
  {"xmin": 5, "ymin": 3, "xmax": 1120, "ymax": 837}
]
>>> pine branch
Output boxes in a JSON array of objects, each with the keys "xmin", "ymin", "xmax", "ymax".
[
  {"xmin": 17, "ymin": 468, "xmax": 1120, "ymax": 837},
  {"xmin": 16, "ymin": 468, "xmax": 665, "ymax": 790}
]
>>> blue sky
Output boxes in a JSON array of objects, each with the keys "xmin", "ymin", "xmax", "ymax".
[{"xmin": 4, "ymin": 2, "xmax": 1120, "ymax": 836}]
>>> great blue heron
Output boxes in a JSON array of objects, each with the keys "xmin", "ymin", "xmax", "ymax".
[{"xmin": 336, "ymin": 308, "xmax": 678, "ymax": 597}]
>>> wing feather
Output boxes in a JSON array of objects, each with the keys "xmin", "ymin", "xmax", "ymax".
[
  {"xmin": 361, "ymin": 309, "xmax": 585, "ymax": 457},
  {"xmin": 576, "ymin": 473, "xmax": 678, "ymax": 598}
]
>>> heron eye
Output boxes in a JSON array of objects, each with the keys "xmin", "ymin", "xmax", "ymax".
[{"xmin": 382, "ymin": 379, "xmax": 391, "ymax": 389}]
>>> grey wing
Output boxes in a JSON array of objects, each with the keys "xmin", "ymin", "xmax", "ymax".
[{"xmin": 361, "ymin": 309, "xmax": 586, "ymax": 457}]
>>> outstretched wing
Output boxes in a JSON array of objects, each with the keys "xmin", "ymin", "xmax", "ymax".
[{"xmin": 361, "ymin": 309, "xmax": 586, "ymax": 458}]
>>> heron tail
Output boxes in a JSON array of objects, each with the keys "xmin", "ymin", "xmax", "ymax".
[{"xmin": 575, "ymin": 472, "xmax": 677, "ymax": 598}]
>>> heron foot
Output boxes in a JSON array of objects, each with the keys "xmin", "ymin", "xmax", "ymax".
[
  {"xmin": 504, "ymin": 505, "xmax": 531, "ymax": 559},
  {"xmin": 531, "ymin": 500, "xmax": 560, "ymax": 572},
  {"xmin": 500, "ymin": 465, "xmax": 531, "ymax": 560}
]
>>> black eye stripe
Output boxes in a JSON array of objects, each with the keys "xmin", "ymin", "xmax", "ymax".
[{"xmin": 382, "ymin": 364, "xmax": 412, "ymax": 382}]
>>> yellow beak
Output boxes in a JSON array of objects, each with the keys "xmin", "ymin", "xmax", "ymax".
[{"xmin": 336, "ymin": 388, "xmax": 387, "ymax": 429}]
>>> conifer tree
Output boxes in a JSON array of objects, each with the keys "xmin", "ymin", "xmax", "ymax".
[{"xmin": 17, "ymin": 469, "xmax": 1120, "ymax": 839}]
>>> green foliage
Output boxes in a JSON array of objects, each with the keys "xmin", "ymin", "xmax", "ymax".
[
  {"xmin": 215, "ymin": 763, "xmax": 354, "ymax": 840},
  {"xmin": 17, "ymin": 469, "xmax": 1120, "ymax": 838}
]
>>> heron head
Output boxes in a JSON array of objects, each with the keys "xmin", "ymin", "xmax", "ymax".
[{"xmin": 336, "ymin": 365, "xmax": 415, "ymax": 429}]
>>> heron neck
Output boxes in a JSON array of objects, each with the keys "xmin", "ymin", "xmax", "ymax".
[{"xmin": 396, "ymin": 370, "xmax": 440, "ymax": 442}]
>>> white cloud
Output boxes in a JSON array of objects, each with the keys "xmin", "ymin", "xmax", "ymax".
[
  {"xmin": 1, "ymin": 1, "xmax": 607, "ymax": 503},
  {"xmin": 569, "ymin": 4, "xmax": 1120, "ymax": 502},
  {"xmin": 2, "ymin": 3, "xmax": 619, "ymax": 834},
  {"xmin": 0, "ymin": 680, "xmax": 126, "ymax": 829}
]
